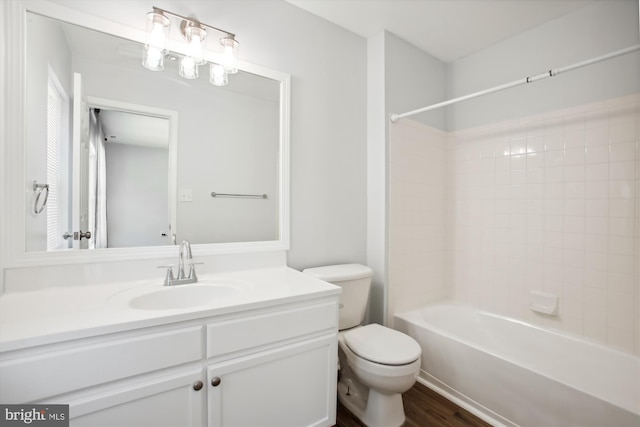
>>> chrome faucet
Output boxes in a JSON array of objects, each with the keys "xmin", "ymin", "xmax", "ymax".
[
  {"xmin": 178, "ymin": 240, "xmax": 193, "ymax": 280},
  {"xmin": 158, "ymin": 240, "xmax": 201, "ymax": 286}
]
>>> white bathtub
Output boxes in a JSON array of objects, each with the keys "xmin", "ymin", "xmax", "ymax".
[{"xmin": 394, "ymin": 304, "xmax": 640, "ymax": 427}]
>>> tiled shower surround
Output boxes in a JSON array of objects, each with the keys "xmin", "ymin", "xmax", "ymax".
[{"xmin": 389, "ymin": 94, "xmax": 639, "ymax": 355}]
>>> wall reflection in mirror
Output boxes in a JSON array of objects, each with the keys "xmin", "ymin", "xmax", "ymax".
[{"xmin": 26, "ymin": 12, "xmax": 282, "ymax": 251}]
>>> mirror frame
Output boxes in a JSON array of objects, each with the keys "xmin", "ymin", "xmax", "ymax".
[{"xmin": 1, "ymin": 0, "xmax": 290, "ymax": 268}]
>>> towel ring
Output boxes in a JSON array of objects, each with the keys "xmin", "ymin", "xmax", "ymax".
[{"xmin": 33, "ymin": 181, "xmax": 49, "ymax": 214}]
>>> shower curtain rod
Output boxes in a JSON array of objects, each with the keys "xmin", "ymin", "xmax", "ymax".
[{"xmin": 389, "ymin": 43, "xmax": 640, "ymax": 123}]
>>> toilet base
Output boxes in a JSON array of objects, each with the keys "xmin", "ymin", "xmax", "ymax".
[{"xmin": 338, "ymin": 378, "xmax": 406, "ymax": 427}]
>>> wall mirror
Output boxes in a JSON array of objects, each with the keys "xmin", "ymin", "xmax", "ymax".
[{"xmin": 4, "ymin": 1, "xmax": 290, "ymax": 267}]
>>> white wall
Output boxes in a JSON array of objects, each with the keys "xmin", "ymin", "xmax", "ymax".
[
  {"xmin": 446, "ymin": 0, "xmax": 640, "ymax": 131},
  {"xmin": 366, "ymin": 32, "xmax": 387, "ymax": 325},
  {"xmin": 177, "ymin": 87, "xmax": 280, "ymax": 244},
  {"xmin": 105, "ymin": 143, "xmax": 169, "ymax": 247},
  {"xmin": 388, "ymin": 120, "xmax": 447, "ymax": 324},
  {"xmin": 366, "ymin": 31, "xmax": 447, "ymax": 324},
  {"xmin": 385, "ymin": 32, "xmax": 447, "ymax": 131}
]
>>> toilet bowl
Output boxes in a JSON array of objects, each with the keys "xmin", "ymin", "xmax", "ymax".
[
  {"xmin": 337, "ymin": 324, "xmax": 421, "ymax": 427},
  {"xmin": 302, "ymin": 264, "xmax": 421, "ymax": 427}
]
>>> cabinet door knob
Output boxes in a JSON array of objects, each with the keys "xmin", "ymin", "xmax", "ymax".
[
  {"xmin": 211, "ymin": 377, "xmax": 221, "ymax": 387},
  {"xmin": 193, "ymin": 381, "xmax": 204, "ymax": 391}
]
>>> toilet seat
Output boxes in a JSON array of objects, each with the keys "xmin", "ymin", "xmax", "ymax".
[{"xmin": 343, "ymin": 324, "xmax": 421, "ymax": 366}]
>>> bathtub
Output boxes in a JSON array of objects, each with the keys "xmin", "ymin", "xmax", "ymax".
[{"xmin": 394, "ymin": 304, "xmax": 640, "ymax": 427}]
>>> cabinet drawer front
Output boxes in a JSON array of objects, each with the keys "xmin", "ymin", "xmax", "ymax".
[
  {"xmin": 0, "ymin": 326, "xmax": 202, "ymax": 403},
  {"xmin": 207, "ymin": 301, "xmax": 337, "ymax": 358}
]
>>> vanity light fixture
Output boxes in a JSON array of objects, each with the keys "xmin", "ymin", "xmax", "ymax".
[{"xmin": 143, "ymin": 6, "xmax": 239, "ymax": 86}]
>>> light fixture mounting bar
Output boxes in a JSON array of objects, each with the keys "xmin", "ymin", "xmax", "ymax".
[{"xmin": 152, "ymin": 6, "xmax": 236, "ymax": 38}]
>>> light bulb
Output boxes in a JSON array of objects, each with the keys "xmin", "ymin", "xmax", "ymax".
[
  {"xmin": 209, "ymin": 63, "xmax": 228, "ymax": 86},
  {"xmin": 185, "ymin": 26, "xmax": 207, "ymax": 65},
  {"xmin": 188, "ymin": 36, "xmax": 204, "ymax": 65},
  {"xmin": 179, "ymin": 56, "xmax": 198, "ymax": 79},
  {"xmin": 144, "ymin": 47, "xmax": 163, "ymax": 70},
  {"xmin": 145, "ymin": 11, "xmax": 170, "ymax": 51},
  {"xmin": 149, "ymin": 22, "xmax": 167, "ymax": 50},
  {"xmin": 223, "ymin": 45, "xmax": 234, "ymax": 66},
  {"xmin": 219, "ymin": 36, "xmax": 239, "ymax": 74}
]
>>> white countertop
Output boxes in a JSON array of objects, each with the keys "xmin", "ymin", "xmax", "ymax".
[{"xmin": 0, "ymin": 267, "xmax": 340, "ymax": 352}]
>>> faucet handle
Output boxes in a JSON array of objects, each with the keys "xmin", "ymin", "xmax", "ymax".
[
  {"xmin": 157, "ymin": 264, "xmax": 175, "ymax": 286},
  {"xmin": 187, "ymin": 262, "xmax": 204, "ymax": 279}
]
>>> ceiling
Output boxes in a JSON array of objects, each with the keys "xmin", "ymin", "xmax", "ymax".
[
  {"xmin": 100, "ymin": 110, "xmax": 169, "ymax": 148},
  {"xmin": 286, "ymin": 0, "xmax": 597, "ymax": 62}
]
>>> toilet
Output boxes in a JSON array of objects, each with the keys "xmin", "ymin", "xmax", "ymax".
[{"xmin": 303, "ymin": 264, "xmax": 421, "ymax": 427}]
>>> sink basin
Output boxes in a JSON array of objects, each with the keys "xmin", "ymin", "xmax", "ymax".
[{"xmin": 128, "ymin": 284, "xmax": 239, "ymax": 310}]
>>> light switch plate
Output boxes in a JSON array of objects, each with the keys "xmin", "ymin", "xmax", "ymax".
[{"xmin": 179, "ymin": 189, "xmax": 192, "ymax": 202}]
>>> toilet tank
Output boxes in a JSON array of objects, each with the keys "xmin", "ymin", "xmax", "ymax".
[{"xmin": 302, "ymin": 264, "xmax": 373, "ymax": 330}]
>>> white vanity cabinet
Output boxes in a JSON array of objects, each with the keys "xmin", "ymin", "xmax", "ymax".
[
  {"xmin": 0, "ymin": 296, "xmax": 339, "ymax": 427},
  {"xmin": 205, "ymin": 301, "xmax": 338, "ymax": 427}
]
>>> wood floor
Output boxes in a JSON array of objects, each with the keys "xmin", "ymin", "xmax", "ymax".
[{"xmin": 334, "ymin": 381, "xmax": 492, "ymax": 427}]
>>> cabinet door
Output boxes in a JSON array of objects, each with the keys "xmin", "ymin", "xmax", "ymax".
[
  {"xmin": 208, "ymin": 334, "xmax": 337, "ymax": 427},
  {"xmin": 66, "ymin": 369, "xmax": 206, "ymax": 427}
]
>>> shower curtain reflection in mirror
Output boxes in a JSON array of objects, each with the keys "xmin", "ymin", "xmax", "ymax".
[{"xmin": 88, "ymin": 108, "xmax": 107, "ymax": 248}]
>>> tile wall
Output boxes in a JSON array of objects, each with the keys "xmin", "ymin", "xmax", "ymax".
[
  {"xmin": 389, "ymin": 94, "xmax": 639, "ymax": 354},
  {"xmin": 388, "ymin": 120, "xmax": 447, "ymax": 322}
]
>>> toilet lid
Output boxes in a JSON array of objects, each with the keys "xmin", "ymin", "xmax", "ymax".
[{"xmin": 343, "ymin": 324, "xmax": 421, "ymax": 365}]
